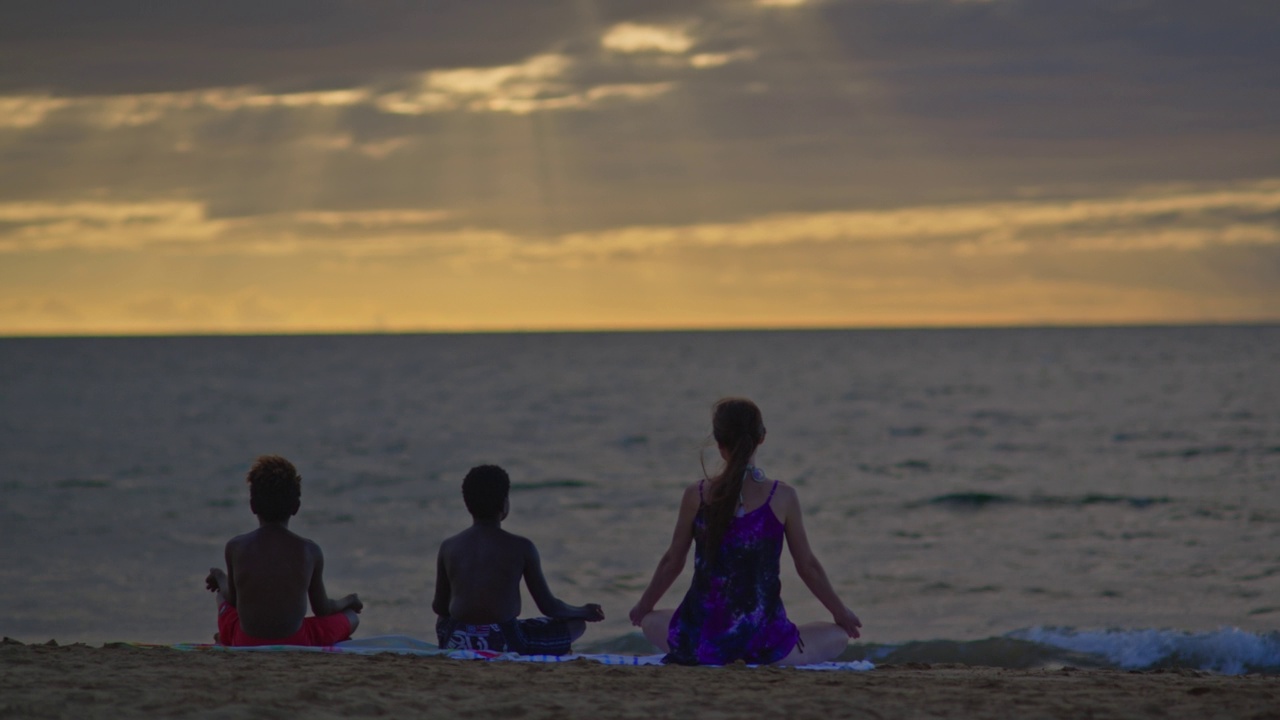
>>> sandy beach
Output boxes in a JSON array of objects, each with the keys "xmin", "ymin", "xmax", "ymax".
[{"xmin": 3, "ymin": 640, "xmax": 1277, "ymax": 720}]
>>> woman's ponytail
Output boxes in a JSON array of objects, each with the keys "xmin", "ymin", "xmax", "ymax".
[{"xmin": 701, "ymin": 398, "xmax": 765, "ymax": 561}]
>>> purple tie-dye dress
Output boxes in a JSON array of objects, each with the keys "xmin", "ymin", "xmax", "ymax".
[{"xmin": 664, "ymin": 480, "xmax": 800, "ymax": 665}]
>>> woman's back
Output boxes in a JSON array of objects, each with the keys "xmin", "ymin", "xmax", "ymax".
[
  {"xmin": 663, "ymin": 478, "xmax": 800, "ymax": 665},
  {"xmin": 630, "ymin": 397, "xmax": 859, "ymax": 666}
]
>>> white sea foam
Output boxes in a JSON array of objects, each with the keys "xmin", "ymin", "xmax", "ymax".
[{"xmin": 1010, "ymin": 627, "xmax": 1280, "ymax": 674}]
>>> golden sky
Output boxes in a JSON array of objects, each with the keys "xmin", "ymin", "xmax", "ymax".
[{"xmin": 2, "ymin": 0, "xmax": 1278, "ymax": 334}]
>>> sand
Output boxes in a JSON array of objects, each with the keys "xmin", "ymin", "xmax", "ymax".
[{"xmin": 2, "ymin": 641, "xmax": 1278, "ymax": 720}]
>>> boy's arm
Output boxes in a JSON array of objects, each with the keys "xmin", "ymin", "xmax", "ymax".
[
  {"xmin": 522, "ymin": 540, "xmax": 605, "ymax": 622},
  {"xmin": 217, "ymin": 542, "xmax": 238, "ymax": 607},
  {"xmin": 306, "ymin": 543, "xmax": 363, "ymax": 617},
  {"xmin": 431, "ymin": 545, "xmax": 451, "ymax": 617}
]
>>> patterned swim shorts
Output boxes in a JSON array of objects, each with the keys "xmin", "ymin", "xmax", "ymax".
[{"xmin": 436, "ymin": 615, "xmax": 574, "ymax": 655}]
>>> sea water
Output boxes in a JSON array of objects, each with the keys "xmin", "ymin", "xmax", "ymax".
[{"xmin": 1, "ymin": 327, "xmax": 1278, "ymax": 672}]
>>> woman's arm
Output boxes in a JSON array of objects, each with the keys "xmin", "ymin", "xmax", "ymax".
[
  {"xmin": 628, "ymin": 483, "xmax": 701, "ymax": 625},
  {"xmin": 781, "ymin": 485, "xmax": 862, "ymax": 637}
]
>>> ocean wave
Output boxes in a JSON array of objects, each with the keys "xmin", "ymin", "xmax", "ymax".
[
  {"xmin": 1008, "ymin": 627, "xmax": 1280, "ymax": 675},
  {"xmin": 911, "ymin": 493, "xmax": 1168, "ymax": 510}
]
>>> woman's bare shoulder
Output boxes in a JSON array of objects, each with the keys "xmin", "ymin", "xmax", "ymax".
[
  {"xmin": 680, "ymin": 480, "xmax": 704, "ymax": 502},
  {"xmin": 771, "ymin": 478, "xmax": 798, "ymax": 494},
  {"xmin": 770, "ymin": 480, "xmax": 801, "ymax": 510}
]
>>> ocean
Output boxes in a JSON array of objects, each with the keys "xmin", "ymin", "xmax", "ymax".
[{"xmin": 1, "ymin": 327, "xmax": 1278, "ymax": 673}]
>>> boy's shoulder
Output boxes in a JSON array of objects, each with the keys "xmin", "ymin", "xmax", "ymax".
[
  {"xmin": 442, "ymin": 525, "xmax": 534, "ymax": 552},
  {"xmin": 225, "ymin": 528, "xmax": 256, "ymax": 550},
  {"xmin": 227, "ymin": 526, "xmax": 319, "ymax": 553}
]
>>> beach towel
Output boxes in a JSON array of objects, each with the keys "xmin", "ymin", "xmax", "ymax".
[{"xmin": 163, "ymin": 635, "xmax": 874, "ymax": 671}]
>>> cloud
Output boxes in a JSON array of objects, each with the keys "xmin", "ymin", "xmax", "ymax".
[
  {"xmin": 0, "ymin": 201, "xmax": 224, "ymax": 252},
  {"xmin": 0, "ymin": 51, "xmax": 685, "ymax": 130},
  {"xmin": 539, "ymin": 181, "xmax": 1280, "ymax": 260},
  {"xmin": 378, "ymin": 54, "xmax": 572, "ymax": 114},
  {"xmin": 0, "ymin": 297, "xmax": 82, "ymax": 322},
  {"xmin": 689, "ymin": 50, "xmax": 759, "ymax": 69},
  {"xmin": 597, "ymin": 21, "xmax": 759, "ymax": 72},
  {"xmin": 375, "ymin": 54, "xmax": 676, "ymax": 116},
  {"xmin": 0, "ymin": 95, "xmax": 74, "ymax": 128},
  {"xmin": 1060, "ymin": 225, "xmax": 1280, "ymax": 254},
  {"xmin": 356, "ymin": 137, "xmax": 416, "ymax": 159},
  {"xmin": 4, "ymin": 181, "xmax": 1277, "ymax": 262},
  {"xmin": 273, "ymin": 132, "xmax": 419, "ymax": 158},
  {"xmin": 0, "ymin": 87, "xmax": 373, "ymax": 130},
  {"xmin": 0, "ymin": 201, "xmax": 484, "ymax": 256},
  {"xmin": 0, "ymin": 0, "xmax": 603, "ymax": 96},
  {"xmin": 285, "ymin": 210, "xmax": 451, "ymax": 228},
  {"xmin": 601, "ymin": 23, "xmax": 696, "ymax": 54},
  {"xmin": 0, "ymin": 201, "xmax": 204, "ymax": 224}
]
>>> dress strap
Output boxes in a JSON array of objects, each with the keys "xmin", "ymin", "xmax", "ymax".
[
  {"xmin": 698, "ymin": 479, "xmax": 705, "ymax": 504},
  {"xmin": 766, "ymin": 480, "xmax": 779, "ymax": 503}
]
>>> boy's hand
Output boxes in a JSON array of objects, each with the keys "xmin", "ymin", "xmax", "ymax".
[
  {"xmin": 205, "ymin": 568, "xmax": 227, "ymax": 593},
  {"xmin": 344, "ymin": 594, "xmax": 364, "ymax": 613},
  {"xmin": 582, "ymin": 603, "xmax": 605, "ymax": 622}
]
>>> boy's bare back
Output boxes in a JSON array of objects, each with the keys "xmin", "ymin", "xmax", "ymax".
[
  {"xmin": 224, "ymin": 525, "xmax": 322, "ymax": 638},
  {"xmin": 433, "ymin": 525, "xmax": 534, "ymax": 624},
  {"xmin": 205, "ymin": 455, "xmax": 362, "ymax": 646},
  {"xmin": 431, "ymin": 464, "xmax": 604, "ymax": 633}
]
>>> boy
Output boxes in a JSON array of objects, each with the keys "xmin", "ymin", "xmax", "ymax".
[
  {"xmin": 205, "ymin": 455, "xmax": 363, "ymax": 646},
  {"xmin": 433, "ymin": 464, "xmax": 604, "ymax": 654}
]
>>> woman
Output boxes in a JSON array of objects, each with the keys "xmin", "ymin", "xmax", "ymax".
[{"xmin": 629, "ymin": 398, "xmax": 862, "ymax": 665}]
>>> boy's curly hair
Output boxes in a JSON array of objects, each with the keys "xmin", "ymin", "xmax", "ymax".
[
  {"xmin": 247, "ymin": 455, "xmax": 302, "ymax": 522},
  {"xmin": 462, "ymin": 465, "xmax": 510, "ymax": 521}
]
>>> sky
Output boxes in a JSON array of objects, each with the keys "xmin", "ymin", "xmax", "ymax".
[{"xmin": 1, "ymin": 0, "xmax": 1278, "ymax": 334}]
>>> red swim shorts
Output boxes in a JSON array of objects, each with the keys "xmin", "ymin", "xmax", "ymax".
[{"xmin": 217, "ymin": 601, "xmax": 353, "ymax": 647}]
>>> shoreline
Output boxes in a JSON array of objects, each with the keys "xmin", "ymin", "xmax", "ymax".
[{"xmin": 4, "ymin": 641, "xmax": 1278, "ymax": 719}]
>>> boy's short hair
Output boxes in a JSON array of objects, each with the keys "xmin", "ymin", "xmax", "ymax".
[
  {"xmin": 247, "ymin": 455, "xmax": 302, "ymax": 522},
  {"xmin": 462, "ymin": 465, "xmax": 510, "ymax": 520}
]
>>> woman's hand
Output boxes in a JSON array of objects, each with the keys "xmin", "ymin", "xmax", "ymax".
[
  {"xmin": 834, "ymin": 606, "xmax": 862, "ymax": 638},
  {"xmin": 628, "ymin": 603, "xmax": 652, "ymax": 627}
]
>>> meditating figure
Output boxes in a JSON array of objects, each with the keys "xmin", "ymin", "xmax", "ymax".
[
  {"xmin": 205, "ymin": 455, "xmax": 363, "ymax": 646},
  {"xmin": 433, "ymin": 464, "xmax": 604, "ymax": 655},
  {"xmin": 629, "ymin": 398, "xmax": 862, "ymax": 665}
]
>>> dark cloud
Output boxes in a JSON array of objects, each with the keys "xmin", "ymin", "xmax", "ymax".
[
  {"xmin": 820, "ymin": 0, "xmax": 1280, "ymax": 138},
  {"xmin": 1, "ymin": 0, "xmax": 1277, "ymax": 234},
  {"xmin": 0, "ymin": 0, "xmax": 713, "ymax": 94},
  {"xmin": 0, "ymin": 1, "xmax": 582, "ymax": 94}
]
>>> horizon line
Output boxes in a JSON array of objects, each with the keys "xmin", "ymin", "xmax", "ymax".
[{"xmin": 3, "ymin": 318, "xmax": 1278, "ymax": 340}]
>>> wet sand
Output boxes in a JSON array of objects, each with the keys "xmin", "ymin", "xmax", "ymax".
[{"xmin": 2, "ymin": 641, "xmax": 1277, "ymax": 719}]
